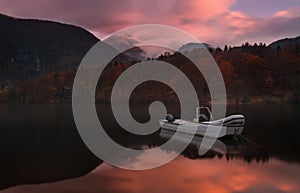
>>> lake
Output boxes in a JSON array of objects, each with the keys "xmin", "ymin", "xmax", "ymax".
[{"xmin": 0, "ymin": 104, "xmax": 299, "ymax": 193}]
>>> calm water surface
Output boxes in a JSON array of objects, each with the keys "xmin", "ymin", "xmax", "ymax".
[{"xmin": 0, "ymin": 104, "xmax": 299, "ymax": 193}]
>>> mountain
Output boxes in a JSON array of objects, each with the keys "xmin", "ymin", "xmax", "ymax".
[
  {"xmin": 104, "ymin": 34, "xmax": 146, "ymax": 61},
  {"xmin": 0, "ymin": 13, "xmax": 99, "ymax": 82},
  {"xmin": 268, "ymin": 36, "xmax": 300, "ymax": 53},
  {"xmin": 0, "ymin": 14, "xmax": 149, "ymax": 103},
  {"xmin": 177, "ymin": 42, "xmax": 213, "ymax": 53}
]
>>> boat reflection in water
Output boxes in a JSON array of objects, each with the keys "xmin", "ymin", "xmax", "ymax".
[
  {"xmin": 159, "ymin": 128, "xmax": 269, "ymax": 164},
  {"xmin": 159, "ymin": 129, "xmax": 246, "ymax": 156}
]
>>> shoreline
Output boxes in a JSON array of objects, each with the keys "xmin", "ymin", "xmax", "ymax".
[{"xmin": 0, "ymin": 96, "xmax": 299, "ymax": 105}]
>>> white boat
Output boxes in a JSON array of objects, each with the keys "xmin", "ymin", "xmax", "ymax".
[{"xmin": 159, "ymin": 106, "xmax": 245, "ymax": 138}]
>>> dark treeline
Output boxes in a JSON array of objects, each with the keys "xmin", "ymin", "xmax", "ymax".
[
  {"xmin": 213, "ymin": 41, "xmax": 300, "ymax": 104},
  {"xmin": 1, "ymin": 41, "xmax": 299, "ymax": 104}
]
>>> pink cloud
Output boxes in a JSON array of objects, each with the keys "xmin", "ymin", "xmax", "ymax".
[
  {"xmin": 273, "ymin": 7, "xmax": 300, "ymax": 18},
  {"xmin": 0, "ymin": 0, "xmax": 299, "ymax": 47}
]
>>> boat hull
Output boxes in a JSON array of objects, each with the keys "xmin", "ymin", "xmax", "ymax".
[{"xmin": 159, "ymin": 115, "xmax": 244, "ymax": 138}]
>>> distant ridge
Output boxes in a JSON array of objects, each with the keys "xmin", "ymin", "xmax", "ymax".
[
  {"xmin": 0, "ymin": 13, "xmax": 99, "ymax": 81},
  {"xmin": 177, "ymin": 42, "xmax": 213, "ymax": 53},
  {"xmin": 268, "ymin": 36, "xmax": 300, "ymax": 50}
]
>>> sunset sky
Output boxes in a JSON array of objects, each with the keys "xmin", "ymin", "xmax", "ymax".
[{"xmin": 0, "ymin": 0, "xmax": 299, "ymax": 47}]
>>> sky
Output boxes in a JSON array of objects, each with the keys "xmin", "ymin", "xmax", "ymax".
[{"xmin": 0, "ymin": 0, "xmax": 299, "ymax": 47}]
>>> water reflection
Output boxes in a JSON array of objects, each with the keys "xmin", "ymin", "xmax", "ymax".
[
  {"xmin": 159, "ymin": 129, "xmax": 269, "ymax": 164},
  {"xmin": 1, "ymin": 157, "xmax": 299, "ymax": 193},
  {"xmin": 0, "ymin": 104, "xmax": 299, "ymax": 193},
  {"xmin": 0, "ymin": 104, "xmax": 102, "ymax": 190},
  {"xmin": 160, "ymin": 129, "xmax": 245, "ymax": 155}
]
